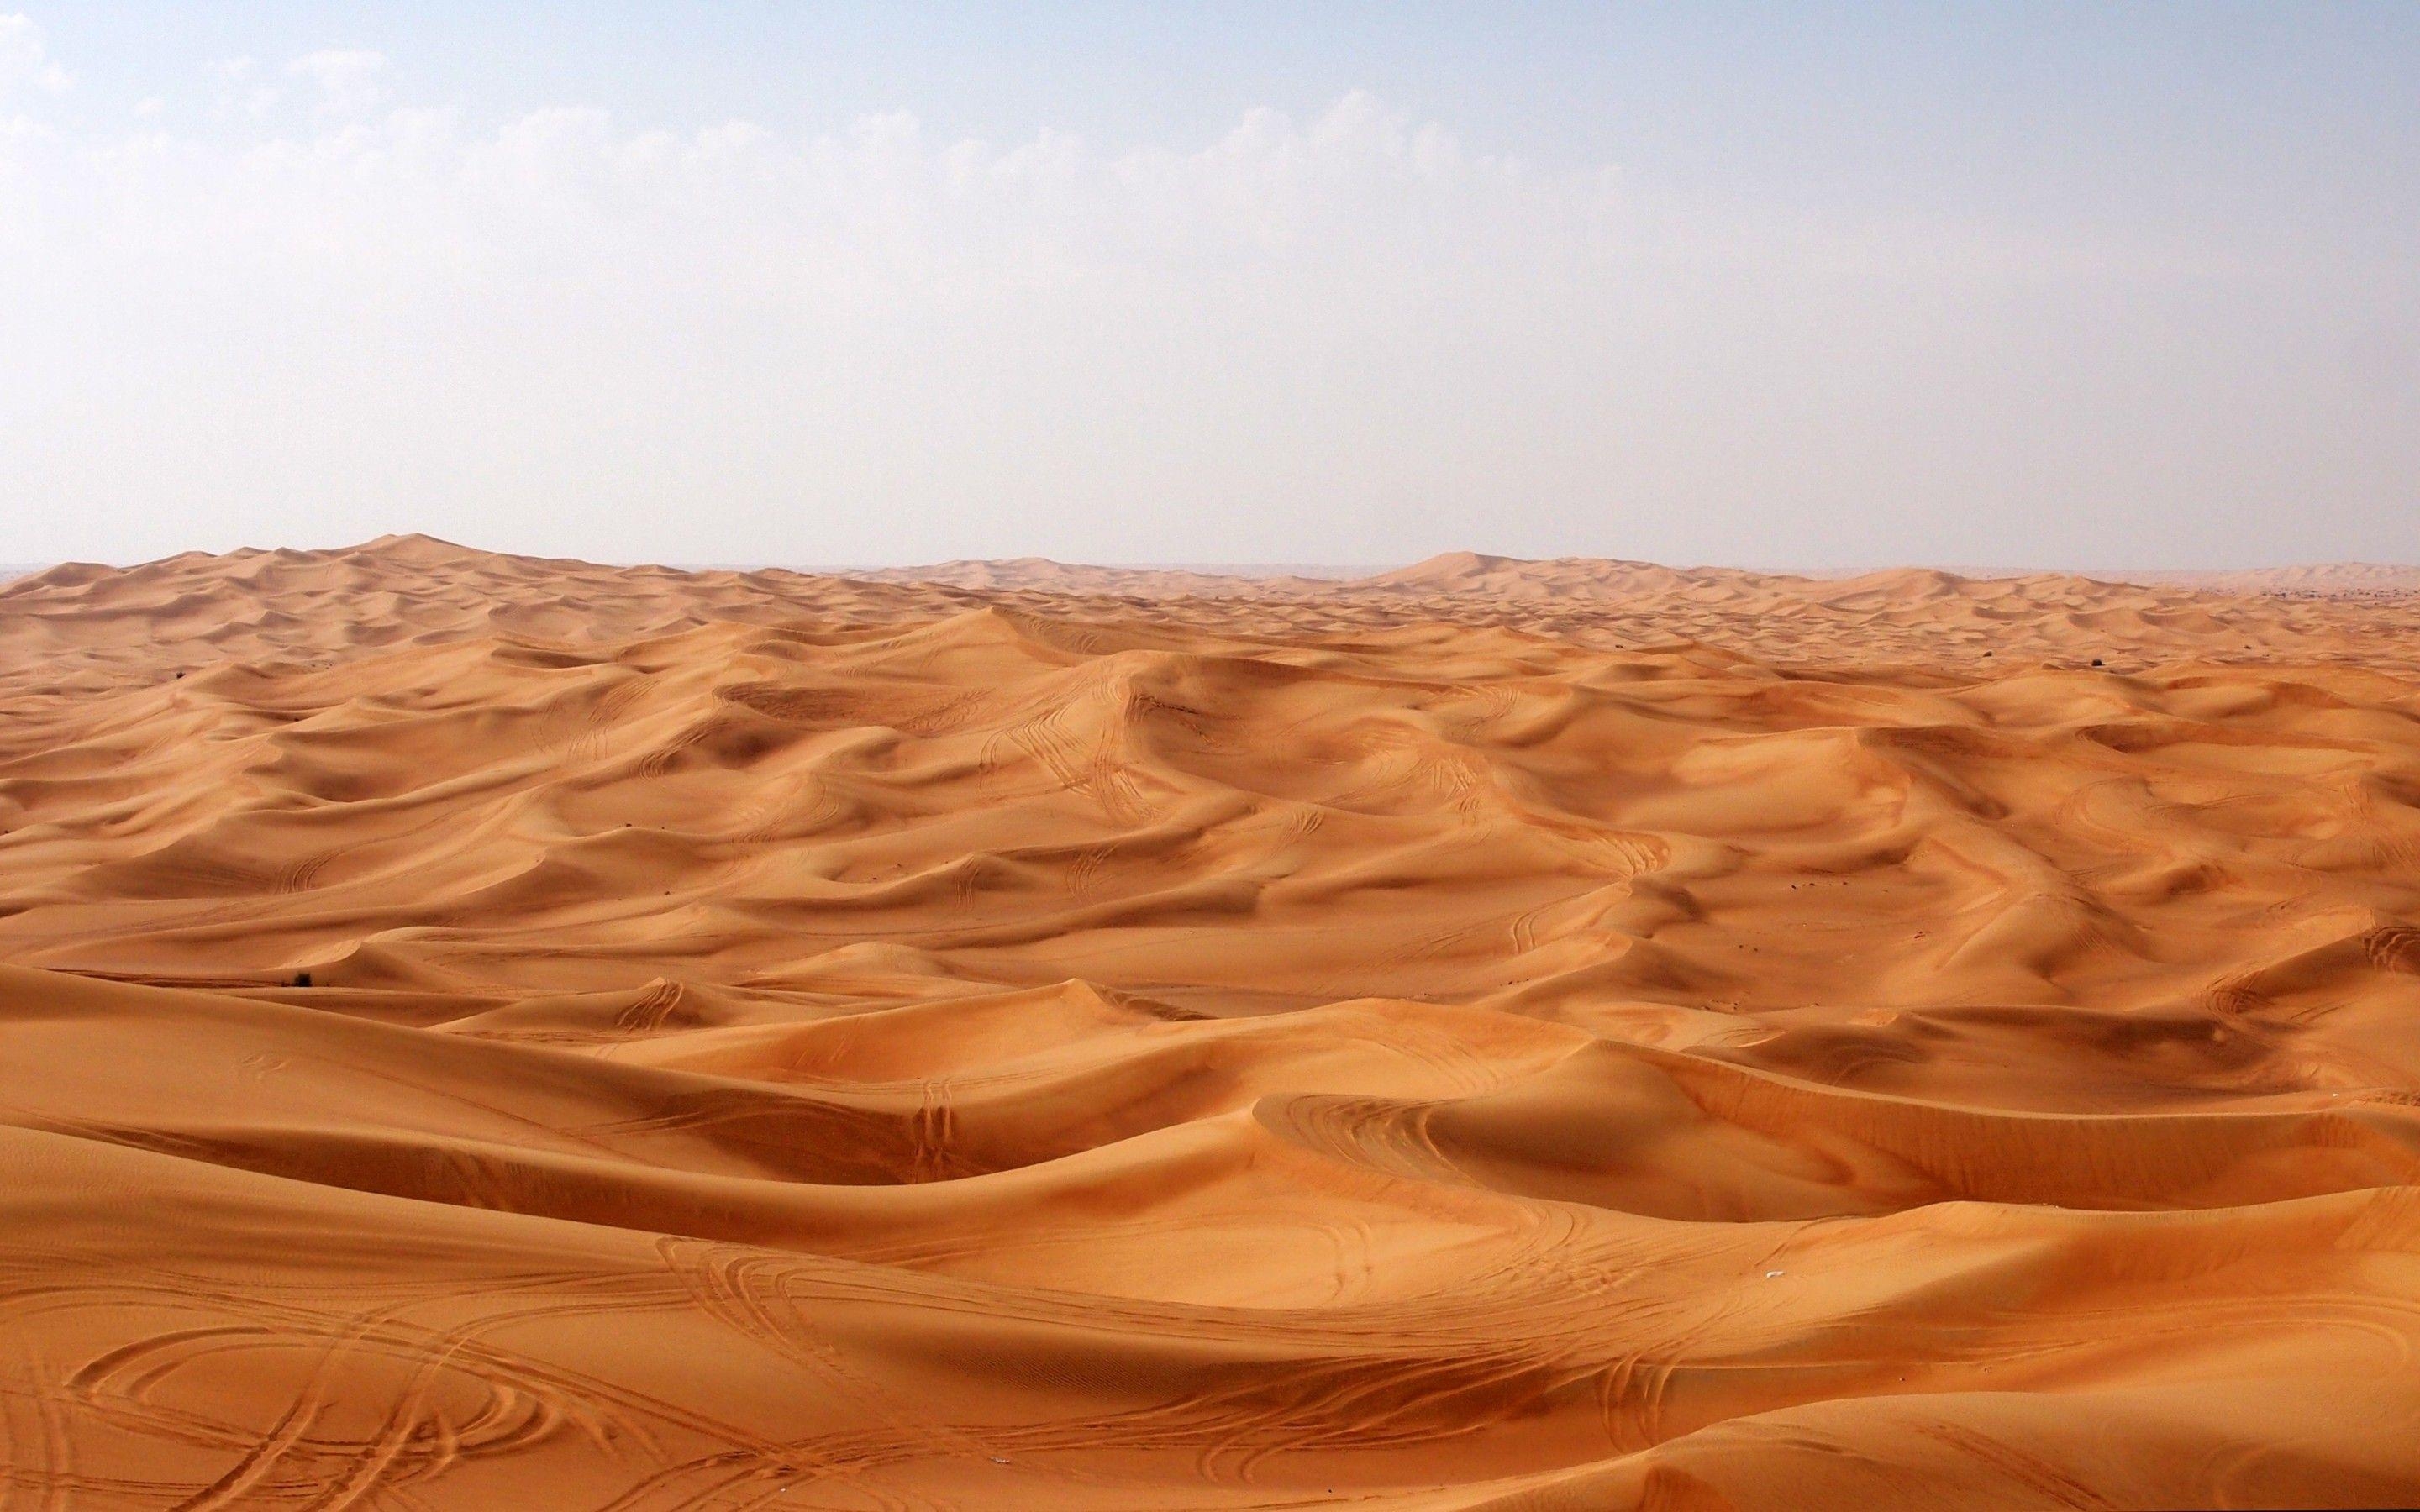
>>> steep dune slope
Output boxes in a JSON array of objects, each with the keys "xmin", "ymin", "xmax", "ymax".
[{"xmin": 3, "ymin": 538, "xmax": 2420, "ymax": 1508}]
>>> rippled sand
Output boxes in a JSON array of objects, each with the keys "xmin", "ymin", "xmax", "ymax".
[{"xmin": 3, "ymin": 536, "xmax": 2418, "ymax": 1509}]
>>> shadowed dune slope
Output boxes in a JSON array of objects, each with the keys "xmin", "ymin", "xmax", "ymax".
[{"xmin": 3, "ymin": 537, "xmax": 2420, "ymax": 1508}]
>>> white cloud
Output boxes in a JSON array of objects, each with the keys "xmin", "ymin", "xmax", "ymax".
[
  {"xmin": 287, "ymin": 48, "xmax": 388, "ymax": 116},
  {"xmin": 209, "ymin": 56, "xmax": 280, "ymax": 119},
  {"xmin": 0, "ymin": 13, "xmax": 69, "ymax": 96},
  {"xmin": 0, "ymin": 73, "xmax": 2408, "ymax": 569}
]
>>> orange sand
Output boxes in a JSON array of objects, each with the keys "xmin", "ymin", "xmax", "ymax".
[{"xmin": 3, "ymin": 536, "xmax": 2418, "ymax": 1509}]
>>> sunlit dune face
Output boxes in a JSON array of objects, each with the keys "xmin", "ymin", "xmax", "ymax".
[{"xmin": 3, "ymin": 538, "xmax": 2420, "ymax": 1509}]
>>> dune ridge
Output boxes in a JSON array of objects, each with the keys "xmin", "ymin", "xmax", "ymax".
[{"xmin": 3, "ymin": 536, "xmax": 2420, "ymax": 1508}]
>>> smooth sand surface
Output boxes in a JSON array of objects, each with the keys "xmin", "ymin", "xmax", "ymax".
[{"xmin": 3, "ymin": 536, "xmax": 2420, "ymax": 1508}]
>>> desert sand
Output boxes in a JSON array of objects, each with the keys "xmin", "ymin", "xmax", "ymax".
[{"xmin": 3, "ymin": 534, "xmax": 2419, "ymax": 1509}]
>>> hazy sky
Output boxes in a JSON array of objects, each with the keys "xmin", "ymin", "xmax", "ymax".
[{"xmin": 2, "ymin": 3, "xmax": 2414, "ymax": 568}]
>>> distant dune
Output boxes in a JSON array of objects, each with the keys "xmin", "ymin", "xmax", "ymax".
[
  {"xmin": 2091, "ymin": 561, "xmax": 2420, "ymax": 594},
  {"xmin": 3, "ymin": 536, "xmax": 2420, "ymax": 1508},
  {"xmin": 838, "ymin": 556, "xmax": 1370, "ymax": 592}
]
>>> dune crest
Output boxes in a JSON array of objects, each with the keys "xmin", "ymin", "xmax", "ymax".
[{"xmin": 3, "ymin": 538, "xmax": 2420, "ymax": 1508}]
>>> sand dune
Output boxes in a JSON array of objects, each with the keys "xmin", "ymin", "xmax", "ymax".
[{"xmin": 3, "ymin": 537, "xmax": 2420, "ymax": 1507}]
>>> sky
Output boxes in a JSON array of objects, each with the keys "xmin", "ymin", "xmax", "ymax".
[{"xmin": 1, "ymin": 3, "xmax": 2415, "ymax": 569}]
